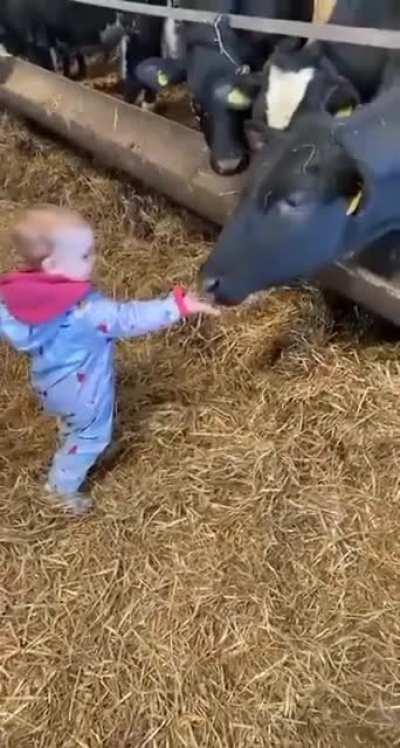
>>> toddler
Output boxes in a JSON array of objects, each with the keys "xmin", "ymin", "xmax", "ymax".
[{"xmin": 0, "ymin": 206, "xmax": 218, "ymax": 515}]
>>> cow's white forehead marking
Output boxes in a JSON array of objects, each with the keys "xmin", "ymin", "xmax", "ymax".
[{"xmin": 266, "ymin": 65, "xmax": 315, "ymax": 130}]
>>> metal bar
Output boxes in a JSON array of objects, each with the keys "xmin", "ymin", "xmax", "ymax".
[
  {"xmin": 318, "ymin": 263, "xmax": 400, "ymax": 327},
  {"xmin": 73, "ymin": 0, "xmax": 400, "ymax": 50}
]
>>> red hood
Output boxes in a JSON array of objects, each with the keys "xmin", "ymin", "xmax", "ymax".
[{"xmin": 0, "ymin": 270, "xmax": 92, "ymax": 324}]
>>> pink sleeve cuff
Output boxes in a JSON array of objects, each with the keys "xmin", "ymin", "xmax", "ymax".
[{"xmin": 173, "ymin": 286, "xmax": 190, "ymax": 317}]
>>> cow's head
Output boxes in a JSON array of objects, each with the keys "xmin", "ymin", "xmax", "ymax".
[
  {"xmin": 192, "ymin": 88, "xmax": 250, "ymax": 176},
  {"xmin": 214, "ymin": 39, "xmax": 361, "ymax": 134},
  {"xmin": 200, "ymin": 91, "xmax": 400, "ymax": 305},
  {"xmin": 136, "ymin": 17, "xmax": 261, "ymax": 176}
]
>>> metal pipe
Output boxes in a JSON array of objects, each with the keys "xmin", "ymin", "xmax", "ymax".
[
  {"xmin": 0, "ymin": 57, "xmax": 242, "ymax": 225},
  {"xmin": 74, "ymin": 0, "xmax": 400, "ymax": 50}
]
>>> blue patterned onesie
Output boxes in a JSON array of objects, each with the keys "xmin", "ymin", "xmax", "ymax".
[{"xmin": 0, "ymin": 291, "xmax": 182, "ymax": 495}]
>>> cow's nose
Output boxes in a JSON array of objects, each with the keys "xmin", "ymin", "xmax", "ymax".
[
  {"xmin": 213, "ymin": 155, "xmax": 248, "ymax": 176},
  {"xmin": 202, "ymin": 275, "xmax": 220, "ymax": 295}
]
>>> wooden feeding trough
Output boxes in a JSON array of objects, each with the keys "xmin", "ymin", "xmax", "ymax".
[{"xmin": 0, "ymin": 54, "xmax": 400, "ymax": 325}]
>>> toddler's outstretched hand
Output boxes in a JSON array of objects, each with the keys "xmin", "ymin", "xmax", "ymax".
[
  {"xmin": 184, "ymin": 291, "xmax": 220, "ymax": 317},
  {"xmin": 173, "ymin": 287, "xmax": 220, "ymax": 317}
]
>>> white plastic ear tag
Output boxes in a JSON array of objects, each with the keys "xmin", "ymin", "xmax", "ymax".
[
  {"xmin": 157, "ymin": 71, "xmax": 169, "ymax": 87},
  {"xmin": 227, "ymin": 87, "xmax": 251, "ymax": 109},
  {"xmin": 346, "ymin": 189, "xmax": 363, "ymax": 216},
  {"xmin": 335, "ymin": 105, "xmax": 353, "ymax": 118}
]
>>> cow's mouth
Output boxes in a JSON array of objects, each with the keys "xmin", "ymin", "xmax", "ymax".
[{"xmin": 203, "ymin": 287, "xmax": 243, "ymax": 308}]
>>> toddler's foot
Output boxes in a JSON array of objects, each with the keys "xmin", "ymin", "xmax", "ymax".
[
  {"xmin": 99, "ymin": 442, "xmax": 120, "ymax": 466},
  {"xmin": 45, "ymin": 484, "xmax": 93, "ymax": 515},
  {"xmin": 60, "ymin": 492, "xmax": 93, "ymax": 515}
]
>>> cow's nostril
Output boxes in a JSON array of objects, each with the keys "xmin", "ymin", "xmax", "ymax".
[{"xmin": 202, "ymin": 276, "xmax": 220, "ymax": 295}]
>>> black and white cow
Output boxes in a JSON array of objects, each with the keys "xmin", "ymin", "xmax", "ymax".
[
  {"xmin": 135, "ymin": 1, "xmax": 314, "ymax": 175},
  {"xmin": 200, "ymin": 67, "xmax": 400, "ymax": 306},
  {"xmin": 0, "ymin": 0, "xmax": 124, "ymax": 77},
  {"xmin": 216, "ymin": 1, "xmax": 400, "ymax": 136}
]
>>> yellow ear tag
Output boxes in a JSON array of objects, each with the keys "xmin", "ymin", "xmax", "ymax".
[
  {"xmin": 335, "ymin": 105, "xmax": 353, "ymax": 118},
  {"xmin": 157, "ymin": 71, "xmax": 169, "ymax": 87},
  {"xmin": 346, "ymin": 189, "xmax": 363, "ymax": 216},
  {"xmin": 227, "ymin": 88, "xmax": 251, "ymax": 109}
]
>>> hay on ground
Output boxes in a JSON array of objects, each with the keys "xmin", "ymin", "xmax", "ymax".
[{"xmin": 1, "ymin": 110, "xmax": 400, "ymax": 747}]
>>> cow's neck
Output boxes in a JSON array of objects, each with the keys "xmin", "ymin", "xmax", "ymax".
[{"xmin": 336, "ymin": 86, "xmax": 400, "ymax": 252}]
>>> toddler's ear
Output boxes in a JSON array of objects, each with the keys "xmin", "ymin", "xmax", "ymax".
[{"xmin": 41, "ymin": 253, "xmax": 58, "ymax": 274}]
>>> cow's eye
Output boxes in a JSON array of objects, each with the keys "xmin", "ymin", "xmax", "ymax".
[
  {"xmin": 286, "ymin": 193, "xmax": 303, "ymax": 207},
  {"xmin": 281, "ymin": 192, "xmax": 305, "ymax": 210}
]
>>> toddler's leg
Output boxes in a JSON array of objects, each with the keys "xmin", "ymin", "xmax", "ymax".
[{"xmin": 47, "ymin": 407, "xmax": 113, "ymax": 514}]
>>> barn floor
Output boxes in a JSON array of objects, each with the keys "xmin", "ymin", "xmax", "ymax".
[{"xmin": 1, "ymin": 110, "xmax": 400, "ymax": 748}]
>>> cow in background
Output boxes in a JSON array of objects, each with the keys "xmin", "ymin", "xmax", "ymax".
[
  {"xmin": 0, "ymin": 0, "xmax": 178, "ymax": 111},
  {"xmin": 0, "ymin": 0, "xmax": 124, "ymax": 77},
  {"xmin": 216, "ymin": 0, "xmax": 400, "ymax": 144},
  {"xmin": 119, "ymin": 0, "xmax": 178, "ymax": 110},
  {"xmin": 135, "ymin": 1, "xmax": 314, "ymax": 175}
]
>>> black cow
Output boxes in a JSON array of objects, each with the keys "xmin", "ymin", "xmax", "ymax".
[
  {"xmin": 0, "ymin": 1, "xmax": 173, "ymax": 108},
  {"xmin": 216, "ymin": 1, "xmax": 400, "ymax": 134},
  {"xmin": 135, "ymin": 1, "xmax": 314, "ymax": 175},
  {"xmin": 0, "ymin": 0, "xmax": 124, "ymax": 77},
  {"xmin": 200, "ymin": 69, "xmax": 400, "ymax": 305},
  {"xmin": 119, "ymin": 1, "xmax": 172, "ymax": 110}
]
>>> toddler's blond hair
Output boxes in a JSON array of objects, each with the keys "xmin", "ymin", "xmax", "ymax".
[{"xmin": 11, "ymin": 205, "xmax": 92, "ymax": 268}]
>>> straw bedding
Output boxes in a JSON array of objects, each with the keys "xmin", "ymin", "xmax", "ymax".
[{"xmin": 1, "ymin": 109, "xmax": 400, "ymax": 747}]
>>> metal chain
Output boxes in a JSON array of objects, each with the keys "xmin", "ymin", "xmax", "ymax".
[{"xmin": 213, "ymin": 14, "xmax": 250, "ymax": 75}]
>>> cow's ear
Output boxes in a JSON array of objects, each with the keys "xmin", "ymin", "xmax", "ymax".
[
  {"xmin": 213, "ymin": 81, "xmax": 253, "ymax": 110},
  {"xmin": 245, "ymin": 119, "xmax": 268, "ymax": 152},
  {"xmin": 324, "ymin": 77, "xmax": 361, "ymax": 118},
  {"xmin": 135, "ymin": 57, "xmax": 186, "ymax": 91},
  {"xmin": 213, "ymin": 73, "xmax": 262, "ymax": 110}
]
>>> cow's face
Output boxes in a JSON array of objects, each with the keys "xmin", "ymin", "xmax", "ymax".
[
  {"xmin": 135, "ymin": 18, "xmax": 253, "ymax": 176},
  {"xmin": 185, "ymin": 22, "xmax": 254, "ymax": 176},
  {"xmin": 200, "ymin": 115, "xmax": 364, "ymax": 305},
  {"xmin": 262, "ymin": 41, "xmax": 360, "ymax": 128},
  {"xmin": 214, "ymin": 39, "xmax": 360, "ymax": 135},
  {"xmin": 136, "ymin": 61, "xmax": 250, "ymax": 176},
  {"xmin": 193, "ymin": 96, "xmax": 249, "ymax": 176}
]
